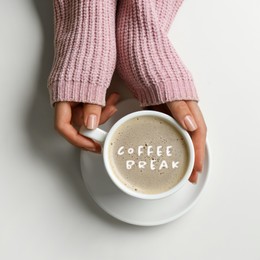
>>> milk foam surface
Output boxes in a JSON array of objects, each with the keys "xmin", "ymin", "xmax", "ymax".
[{"xmin": 108, "ymin": 116, "xmax": 189, "ymax": 194}]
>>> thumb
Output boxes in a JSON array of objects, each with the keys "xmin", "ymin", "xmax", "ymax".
[
  {"xmin": 167, "ymin": 101, "xmax": 198, "ymax": 132},
  {"xmin": 83, "ymin": 103, "xmax": 102, "ymax": 129}
]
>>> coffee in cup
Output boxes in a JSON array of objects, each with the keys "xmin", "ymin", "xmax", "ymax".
[{"xmin": 108, "ymin": 115, "xmax": 190, "ymax": 195}]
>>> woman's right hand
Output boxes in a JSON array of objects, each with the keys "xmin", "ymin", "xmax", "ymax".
[
  {"xmin": 147, "ymin": 101, "xmax": 207, "ymax": 184},
  {"xmin": 54, "ymin": 93, "xmax": 120, "ymax": 153}
]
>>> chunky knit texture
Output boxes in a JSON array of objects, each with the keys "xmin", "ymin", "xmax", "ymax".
[
  {"xmin": 48, "ymin": 0, "xmax": 198, "ymax": 107},
  {"xmin": 48, "ymin": 0, "xmax": 117, "ymax": 106}
]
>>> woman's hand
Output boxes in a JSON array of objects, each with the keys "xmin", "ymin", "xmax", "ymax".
[
  {"xmin": 54, "ymin": 93, "xmax": 120, "ymax": 153},
  {"xmin": 148, "ymin": 101, "xmax": 207, "ymax": 184}
]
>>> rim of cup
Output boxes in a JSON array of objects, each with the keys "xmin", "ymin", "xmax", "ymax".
[{"xmin": 103, "ymin": 110, "xmax": 195, "ymax": 200}]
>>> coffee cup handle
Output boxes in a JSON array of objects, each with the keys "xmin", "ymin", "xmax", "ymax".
[{"xmin": 79, "ymin": 126, "xmax": 107, "ymax": 145}]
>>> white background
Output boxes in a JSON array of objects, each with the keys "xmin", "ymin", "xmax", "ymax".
[{"xmin": 1, "ymin": 0, "xmax": 260, "ymax": 259}]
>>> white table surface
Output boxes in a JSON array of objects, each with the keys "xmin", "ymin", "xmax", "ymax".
[{"xmin": 1, "ymin": 0, "xmax": 259, "ymax": 259}]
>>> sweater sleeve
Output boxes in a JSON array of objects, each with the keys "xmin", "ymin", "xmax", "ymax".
[
  {"xmin": 48, "ymin": 0, "xmax": 117, "ymax": 106},
  {"xmin": 116, "ymin": 0, "xmax": 198, "ymax": 107}
]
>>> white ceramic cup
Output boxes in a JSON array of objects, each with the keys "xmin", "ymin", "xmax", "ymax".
[{"xmin": 80, "ymin": 110, "xmax": 195, "ymax": 200}]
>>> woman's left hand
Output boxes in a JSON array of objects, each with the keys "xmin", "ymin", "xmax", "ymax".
[{"xmin": 148, "ymin": 101, "xmax": 207, "ymax": 184}]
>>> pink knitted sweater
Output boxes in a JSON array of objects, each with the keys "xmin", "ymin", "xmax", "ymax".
[{"xmin": 48, "ymin": 0, "xmax": 198, "ymax": 107}]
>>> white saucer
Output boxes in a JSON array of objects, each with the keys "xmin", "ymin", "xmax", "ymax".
[{"xmin": 80, "ymin": 99, "xmax": 210, "ymax": 226}]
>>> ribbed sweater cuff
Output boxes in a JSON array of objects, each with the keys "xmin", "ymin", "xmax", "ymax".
[
  {"xmin": 133, "ymin": 77, "xmax": 199, "ymax": 107},
  {"xmin": 48, "ymin": 80, "xmax": 106, "ymax": 106}
]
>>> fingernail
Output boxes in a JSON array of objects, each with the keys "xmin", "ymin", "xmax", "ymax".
[
  {"xmin": 87, "ymin": 114, "xmax": 98, "ymax": 129},
  {"xmin": 184, "ymin": 115, "xmax": 198, "ymax": 131}
]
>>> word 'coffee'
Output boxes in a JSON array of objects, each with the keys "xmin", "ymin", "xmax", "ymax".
[{"xmin": 108, "ymin": 116, "xmax": 189, "ymax": 194}]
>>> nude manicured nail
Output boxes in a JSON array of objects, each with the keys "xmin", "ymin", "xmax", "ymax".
[
  {"xmin": 184, "ymin": 115, "xmax": 198, "ymax": 131},
  {"xmin": 87, "ymin": 114, "xmax": 97, "ymax": 129}
]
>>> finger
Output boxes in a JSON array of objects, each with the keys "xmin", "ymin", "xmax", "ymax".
[
  {"xmin": 55, "ymin": 102, "xmax": 101, "ymax": 152},
  {"xmin": 186, "ymin": 101, "xmax": 206, "ymax": 127},
  {"xmin": 187, "ymin": 102, "xmax": 207, "ymax": 172},
  {"xmin": 99, "ymin": 93, "xmax": 120, "ymax": 125},
  {"xmin": 167, "ymin": 101, "xmax": 198, "ymax": 132},
  {"xmin": 189, "ymin": 169, "xmax": 198, "ymax": 184},
  {"xmin": 71, "ymin": 104, "xmax": 84, "ymax": 128},
  {"xmin": 83, "ymin": 104, "xmax": 102, "ymax": 130},
  {"xmin": 190, "ymin": 126, "xmax": 206, "ymax": 172},
  {"xmin": 99, "ymin": 106, "xmax": 118, "ymax": 125},
  {"xmin": 106, "ymin": 92, "xmax": 120, "ymax": 106},
  {"xmin": 55, "ymin": 102, "xmax": 73, "ymax": 128}
]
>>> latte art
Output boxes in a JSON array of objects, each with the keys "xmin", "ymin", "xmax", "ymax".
[
  {"xmin": 125, "ymin": 159, "xmax": 179, "ymax": 171},
  {"xmin": 108, "ymin": 115, "xmax": 189, "ymax": 195},
  {"xmin": 117, "ymin": 145, "xmax": 174, "ymax": 156},
  {"xmin": 116, "ymin": 145, "xmax": 180, "ymax": 170}
]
